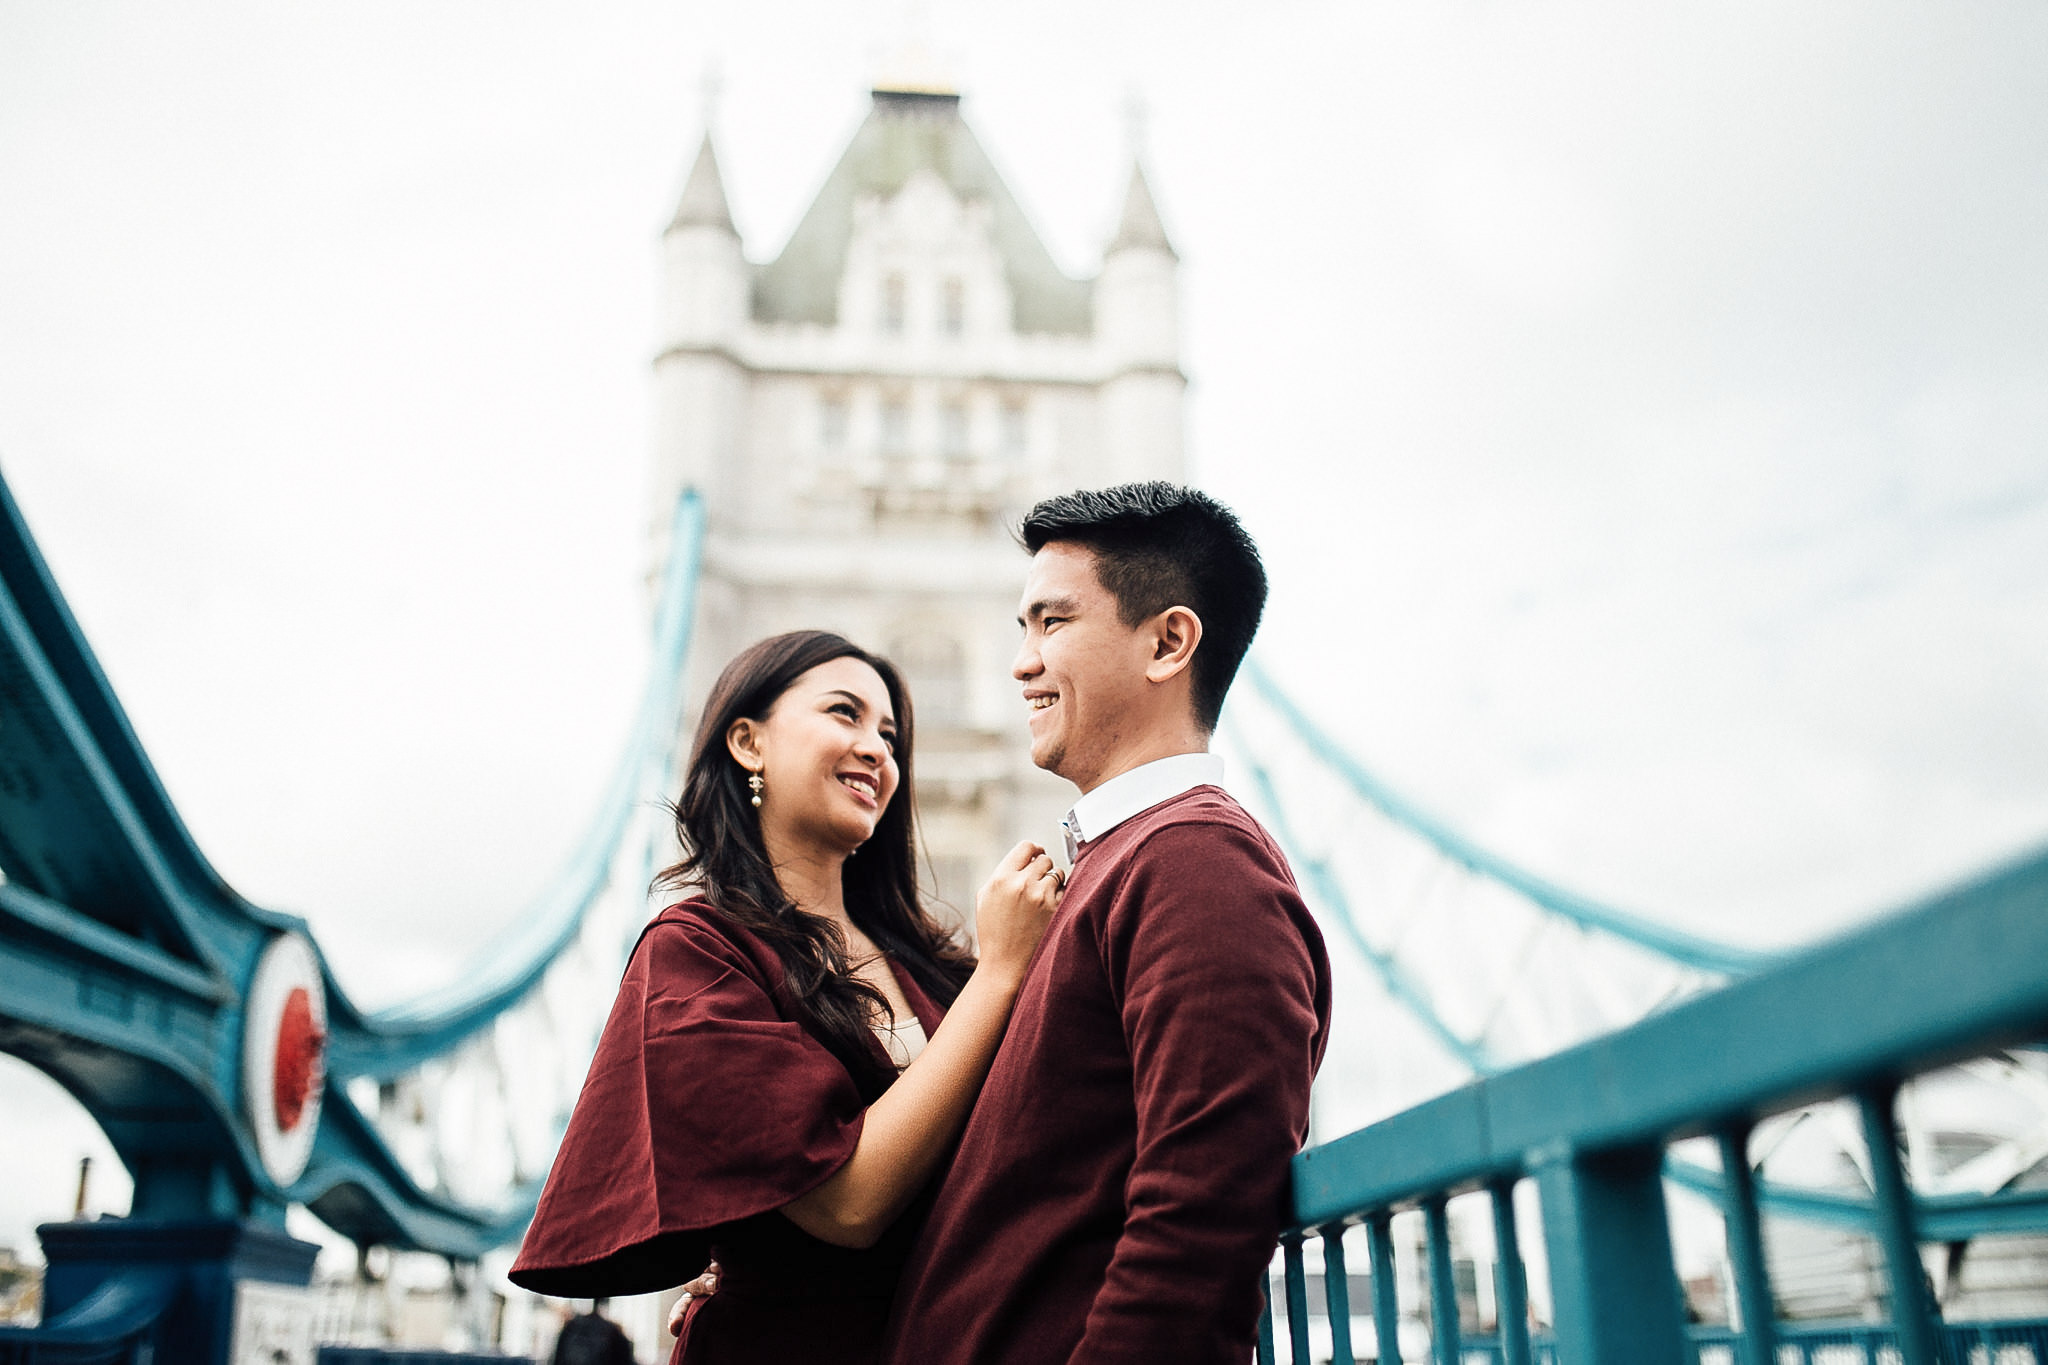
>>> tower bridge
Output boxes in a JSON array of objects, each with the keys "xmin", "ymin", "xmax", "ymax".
[{"xmin": 2, "ymin": 81, "xmax": 2046, "ymax": 1365}]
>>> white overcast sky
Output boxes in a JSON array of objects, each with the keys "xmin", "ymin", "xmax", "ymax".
[{"xmin": 3, "ymin": 0, "xmax": 2047, "ymax": 1245}]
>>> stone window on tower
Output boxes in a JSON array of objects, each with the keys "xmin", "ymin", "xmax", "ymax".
[
  {"xmin": 880, "ymin": 397, "xmax": 911, "ymax": 456},
  {"xmin": 999, "ymin": 401, "xmax": 1028, "ymax": 461},
  {"xmin": 941, "ymin": 278, "xmax": 966, "ymax": 337},
  {"xmin": 891, "ymin": 629, "xmax": 967, "ymax": 728},
  {"xmin": 940, "ymin": 401, "xmax": 970, "ymax": 460},
  {"xmin": 881, "ymin": 274, "xmax": 907, "ymax": 336},
  {"xmin": 818, "ymin": 394, "xmax": 849, "ymax": 454}
]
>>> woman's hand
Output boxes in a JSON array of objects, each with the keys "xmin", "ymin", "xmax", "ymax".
[
  {"xmin": 668, "ymin": 1261, "xmax": 719, "ymax": 1335},
  {"xmin": 973, "ymin": 840, "xmax": 1064, "ymax": 985},
  {"xmin": 778, "ymin": 842, "xmax": 1061, "ymax": 1248}
]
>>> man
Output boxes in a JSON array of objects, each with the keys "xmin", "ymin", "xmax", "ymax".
[
  {"xmin": 550, "ymin": 1297, "xmax": 635, "ymax": 1365},
  {"xmin": 885, "ymin": 482, "xmax": 1332, "ymax": 1365}
]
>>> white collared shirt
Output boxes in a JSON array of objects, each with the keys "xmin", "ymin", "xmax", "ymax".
[{"xmin": 1060, "ymin": 752, "xmax": 1226, "ymax": 864}]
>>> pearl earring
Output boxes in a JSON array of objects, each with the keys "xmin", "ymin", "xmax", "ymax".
[{"xmin": 749, "ymin": 772, "xmax": 764, "ymax": 808}]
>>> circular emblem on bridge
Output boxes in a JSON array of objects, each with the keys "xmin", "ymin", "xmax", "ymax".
[{"xmin": 242, "ymin": 932, "xmax": 328, "ymax": 1186}]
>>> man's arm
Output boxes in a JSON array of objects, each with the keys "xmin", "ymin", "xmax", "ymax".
[{"xmin": 1073, "ymin": 818, "xmax": 1329, "ymax": 1365}]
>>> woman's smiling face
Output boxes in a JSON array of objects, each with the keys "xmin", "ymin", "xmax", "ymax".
[{"xmin": 730, "ymin": 656, "xmax": 901, "ymax": 857}]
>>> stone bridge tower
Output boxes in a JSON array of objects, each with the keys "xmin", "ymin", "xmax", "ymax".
[{"xmin": 651, "ymin": 81, "xmax": 1183, "ymax": 918}]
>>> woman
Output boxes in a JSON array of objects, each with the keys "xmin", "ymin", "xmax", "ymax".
[{"xmin": 509, "ymin": 630, "xmax": 1062, "ymax": 1363}]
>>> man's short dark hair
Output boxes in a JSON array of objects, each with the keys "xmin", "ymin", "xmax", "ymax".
[{"xmin": 1020, "ymin": 482, "xmax": 1266, "ymax": 731}]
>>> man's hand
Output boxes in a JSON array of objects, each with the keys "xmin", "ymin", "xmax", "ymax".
[{"xmin": 668, "ymin": 1261, "xmax": 720, "ymax": 1335}]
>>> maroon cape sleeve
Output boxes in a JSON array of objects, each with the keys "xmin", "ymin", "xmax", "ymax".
[
  {"xmin": 508, "ymin": 908, "xmax": 867, "ymax": 1296},
  {"xmin": 1077, "ymin": 816, "xmax": 1331, "ymax": 1365}
]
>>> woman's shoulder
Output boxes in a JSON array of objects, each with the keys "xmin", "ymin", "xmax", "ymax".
[
  {"xmin": 640, "ymin": 898, "xmax": 777, "ymax": 978},
  {"xmin": 648, "ymin": 896, "xmax": 726, "ymax": 937}
]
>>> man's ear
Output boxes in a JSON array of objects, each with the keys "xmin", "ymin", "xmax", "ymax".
[
  {"xmin": 1144, "ymin": 606, "xmax": 1203, "ymax": 685},
  {"xmin": 726, "ymin": 717, "xmax": 764, "ymax": 772}
]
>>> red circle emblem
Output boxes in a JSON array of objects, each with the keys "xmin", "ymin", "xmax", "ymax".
[{"xmin": 273, "ymin": 986, "xmax": 327, "ymax": 1133}]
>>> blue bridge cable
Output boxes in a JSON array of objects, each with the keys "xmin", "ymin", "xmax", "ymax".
[
  {"xmin": 293, "ymin": 487, "xmax": 705, "ymax": 1252},
  {"xmin": 1664, "ymin": 1153, "xmax": 2048, "ymax": 1243},
  {"xmin": 1236, "ymin": 657, "xmax": 1771, "ymax": 979},
  {"xmin": 327, "ymin": 488, "xmax": 706, "ymax": 1076},
  {"xmin": 1231, "ymin": 728, "xmax": 1500, "ymax": 1076}
]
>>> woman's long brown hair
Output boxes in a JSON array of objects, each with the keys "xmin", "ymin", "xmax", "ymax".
[{"xmin": 656, "ymin": 630, "xmax": 976, "ymax": 1093}]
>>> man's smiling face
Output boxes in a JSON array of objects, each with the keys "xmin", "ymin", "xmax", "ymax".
[{"xmin": 1012, "ymin": 542, "xmax": 1157, "ymax": 794}]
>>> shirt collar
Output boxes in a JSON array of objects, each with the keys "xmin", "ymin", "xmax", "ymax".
[{"xmin": 1062, "ymin": 752, "xmax": 1225, "ymax": 859}]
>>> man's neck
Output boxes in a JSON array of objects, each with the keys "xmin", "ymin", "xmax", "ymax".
[{"xmin": 1073, "ymin": 731, "xmax": 1210, "ymax": 797}]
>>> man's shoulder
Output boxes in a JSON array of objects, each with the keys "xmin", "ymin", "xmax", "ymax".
[
  {"xmin": 1076, "ymin": 787, "xmax": 1297, "ymax": 903},
  {"xmin": 1116, "ymin": 785, "xmax": 1278, "ymax": 857}
]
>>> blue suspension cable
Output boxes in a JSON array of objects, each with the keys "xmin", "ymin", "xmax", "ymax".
[
  {"xmin": 1237, "ymin": 658, "xmax": 1769, "ymax": 977},
  {"xmin": 329, "ymin": 489, "xmax": 706, "ymax": 1075},
  {"xmin": 1232, "ymin": 723, "xmax": 1500, "ymax": 1075}
]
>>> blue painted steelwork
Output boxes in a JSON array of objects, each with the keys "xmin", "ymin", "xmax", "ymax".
[
  {"xmin": 1368, "ymin": 1214, "xmax": 1403, "ymax": 1365},
  {"xmin": 1285, "ymin": 1236, "xmax": 1315, "ymax": 1365},
  {"xmin": 1324, "ymin": 1226, "xmax": 1357, "ymax": 1365},
  {"xmin": 1424, "ymin": 1198, "xmax": 1460, "ymax": 1365},
  {"xmin": 0, "ymin": 1219, "xmax": 320, "ymax": 1365},
  {"xmin": 1711, "ymin": 1127, "xmax": 1775, "ymax": 1365},
  {"xmin": 1488, "ymin": 1182, "xmax": 1533, "ymax": 1365},
  {"xmin": 1665, "ymin": 1159, "xmax": 2048, "ymax": 1240},
  {"xmin": 1259, "ymin": 841, "xmax": 2048, "ymax": 1364},
  {"xmin": 0, "ymin": 466, "xmax": 705, "ymax": 1259},
  {"xmin": 1856, "ymin": 1084, "xmax": 1940, "ymax": 1365},
  {"xmin": 1446, "ymin": 1319, "xmax": 2048, "ymax": 1365}
]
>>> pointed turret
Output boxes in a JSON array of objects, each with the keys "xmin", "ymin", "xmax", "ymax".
[
  {"xmin": 669, "ymin": 134, "xmax": 736, "ymax": 235},
  {"xmin": 1096, "ymin": 157, "xmax": 1181, "ymax": 368},
  {"xmin": 1107, "ymin": 163, "xmax": 1177, "ymax": 260},
  {"xmin": 1095, "ymin": 158, "xmax": 1184, "ymax": 484},
  {"xmin": 653, "ymin": 131, "xmax": 748, "ymax": 527}
]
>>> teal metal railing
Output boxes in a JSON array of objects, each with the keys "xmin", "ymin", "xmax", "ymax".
[
  {"xmin": 1258, "ymin": 841, "xmax": 2048, "ymax": 1365},
  {"xmin": 1448, "ymin": 1318, "xmax": 2048, "ymax": 1364}
]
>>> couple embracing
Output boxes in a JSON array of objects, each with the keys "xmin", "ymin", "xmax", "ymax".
[{"xmin": 511, "ymin": 483, "xmax": 1332, "ymax": 1365}]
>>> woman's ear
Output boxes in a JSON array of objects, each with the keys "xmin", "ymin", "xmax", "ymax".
[
  {"xmin": 726, "ymin": 717, "xmax": 764, "ymax": 773},
  {"xmin": 1145, "ymin": 605, "xmax": 1203, "ymax": 685}
]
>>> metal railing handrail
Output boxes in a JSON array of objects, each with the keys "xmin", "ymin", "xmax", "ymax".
[{"xmin": 1263, "ymin": 838, "xmax": 2048, "ymax": 1365}]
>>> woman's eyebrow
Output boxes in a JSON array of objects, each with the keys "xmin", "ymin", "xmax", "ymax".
[{"xmin": 823, "ymin": 689, "xmax": 895, "ymax": 730}]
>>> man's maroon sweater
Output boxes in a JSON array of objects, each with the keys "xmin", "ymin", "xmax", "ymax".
[{"xmin": 886, "ymin": 785, "xmax": 1332, "ymax": 1365}]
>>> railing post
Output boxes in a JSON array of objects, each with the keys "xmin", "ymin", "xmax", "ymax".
[
  {"xmin": 1855, "ymin": 1083, "xmax": 1941, "ymax": 1365},
  {"xmin": 1533, "ymin": 1143, "xmax": 1689, "ymax": 1365},
  {"xmin": 1283, "ymin": 1232, "xmax": 1313, "ymax": 1365},
  {"xmin": 1489, "ymin": 1180, "xmax": 1533, "ymax": 1365},
  {"xmin": 1258, "ymin": 1272, "xmax": 1278, "ymax": 1365},
  {"xmin": 1368, "ymin": 1211, "xmax": 1403, "ymax": 1365},
  {"xmin": 1324, "ymin": 1224, "xmax": 1358, "ymax": 1365},
  {"xmin": 1713, "ymin": 1124, "xmax": 1779, "ymax": 1365},
  {"xmin": 1424, "ymin": 1196, "xmax": 1462, "ymax": 1365}
]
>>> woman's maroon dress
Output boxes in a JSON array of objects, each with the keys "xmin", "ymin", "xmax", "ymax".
[{"xmin": 509, "ymin": 900, "xmax": 945, "ymax": 1364}]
